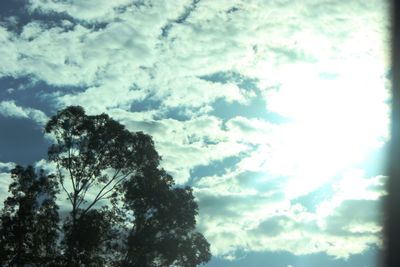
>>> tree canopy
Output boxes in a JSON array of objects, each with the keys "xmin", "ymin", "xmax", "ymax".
[
  {"xmin": 122, "ymin": 165, "xmax": 211, "ymax": 266},
  {"xmin": 0, "ymin": 165, "xmax": 60, "ymax": 266},
  {"xmin": 0, "ymin": 106, "xmax": 211, "ymax": 267}
]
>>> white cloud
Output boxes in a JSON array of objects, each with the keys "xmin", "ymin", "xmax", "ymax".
[
  {"xmin": 0, "ymin": 172, "xmax": 12, "ymax": 206},
  {"xmin": 1, "ymin": 0, "xmax": 388, "ymax": 113},
  {"xmin": 0, "ymin": 100, "xmax": 49, "ymax": 126},
  {"xmin": 315, "ymin": 170, "xmax": 387, "ymax": 220},
  {"xmin": 112, "ymin": 112, "xmax": 252, "ymax": 183},
  {"xmin": 0, "ymin": 25, "xmax": 21, "ymax": 77},
  {"xmin": 29, "ymin": 0, "xmax": 134, "ymax": 22},
  {"xmin": 0, "ymin": 100, "xmax": 28, "ymax": 118},
  {"xmin": 192, "ymin": 164, "xmax": 387, "ymax": 259},
  {"xmin": 0, "ymin": 161, "xmax": 16, "ymax": 207},
  {"xmin": 0, "ymin": 162, "xmax": 15, "ymax": 171}
]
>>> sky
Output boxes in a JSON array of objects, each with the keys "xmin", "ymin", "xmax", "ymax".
[{"xmin": 0, "ymin": 0, "xmax": 391, "ymax": 266}]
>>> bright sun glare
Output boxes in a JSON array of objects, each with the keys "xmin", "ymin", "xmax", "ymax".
[{"xmin": 264, "ymin": 64, "xmax": 390, "ymax": 199}]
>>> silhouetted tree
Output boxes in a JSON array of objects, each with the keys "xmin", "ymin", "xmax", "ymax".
[
  {"xmin": 62, "ymin": 207, "xmax": 122, "ymax": 267},
  {"xmin": 0, "ymin": 165, "xmax": 60, "ymax": 267},
  {"xmin": 121, "ymin": 164, "xmax": 211, "ymax": 266},
  {"xmin": 45, "ymin": 106, "xmax": 160, "ymax": 266},
  {"xmin": 45, "ymin": 106, "xmax": 210, "ymax": 267}
]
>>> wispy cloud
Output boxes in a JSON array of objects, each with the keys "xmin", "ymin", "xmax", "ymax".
[
  {"xmin": 0, "ymin": 100, "xmax": 49, "ymax": 125},
  {"xmin": 195, "ymin": 167, "xmax": 386, "ymax": 258}
]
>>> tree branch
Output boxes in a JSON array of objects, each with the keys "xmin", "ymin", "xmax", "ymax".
[
  {"xmin": 56, "ymin": 163, "xmax": 73, "ymax": 205},
  {"xmin": 81, "ymin": 169, "xmax": 130, "ymax": 217}
]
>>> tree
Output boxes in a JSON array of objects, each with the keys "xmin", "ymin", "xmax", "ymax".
[
  {"xmin": 0, "ymin": 165, "xmax": 60, "ymax": 267},
  {"xmin": 45, "ymin": 106, "xmax": 210, "ymax": 266},
  {"xmin": 45, "ymin": 106, "xmax": 160, "ymax": 266},
  {"xmin": 62, "ymin": 207, "xmax": 122, "ymax": 267},
  {"xmin": 122, "ymin": 165, "xmax": 211, "ymax": 266}
]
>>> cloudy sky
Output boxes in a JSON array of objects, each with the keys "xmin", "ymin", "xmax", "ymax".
[{"xmin": 0, "ymin": 0, "xmax": 391, "ymax": 266}]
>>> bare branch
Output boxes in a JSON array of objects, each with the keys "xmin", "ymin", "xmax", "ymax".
[
  {"xmin": 56, "ymin": 163, "xmax": 73, "ymax": 205},
  {"xmin": 81, "ymin": 170, "xmax": 131, "ymax": 217},
  {"xmin": 97, "ymin": 174, "xmax": 129, "ymax": 201},
  {"xmin": 67, "ymin": 138, "xmax": 76, "ymax": 192}
]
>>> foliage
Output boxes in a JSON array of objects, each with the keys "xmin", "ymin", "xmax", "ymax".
[
  {"xmin": 0, "ymin": 165, "xmax": 60, "ymax": 267},
  {"xmin": 0, "ymin": 106, "xmax": 211, "ymax": 267},
  {"xmin": 62, "ymin": 207, "xmax": 122, "ymax": 267},
  {"xmin": 45, "ymin": 106, "xmax": 160, "ymax": 217},
  {"xmin": 122, "ymin": 165, "xmax": 211, "ymax": 266},
  {"xmin": 45, "ymin": 106, "xmax": 160, "ymax": 265}
]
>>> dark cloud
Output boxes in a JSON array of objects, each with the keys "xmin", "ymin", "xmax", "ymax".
[
  {"xmin": 251, "ymin": 215, "xmax": 286, "ymax": 237},
  {"xmin": 206, "ymin": 245, "xmax": 382, "ymax": 267},
  {"xmin": 122, "ymin": 119, "xmax": 168, "ymax": 136},
  {"xmin": 250, "ymin": 214, "xmax": 320, "ymax": 238},
  {"xmin": 324, "ymin": 198, "xmax": 384, "ymax": 236},
  {"xmin": 210, "ymin": 97, "xmax": 290, "ymax": 122}
]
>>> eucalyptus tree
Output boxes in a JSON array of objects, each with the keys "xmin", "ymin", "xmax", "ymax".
[
  {"xmin": 0, "ymin": 165, "xmax": 60, "ymax": 267},
  {"xmin": 45, "ymin": 105, "xmax": 211, "ymax": 267},
  {"xmin": 45, "ymin": 106, "xmax": 160, "ymax": 266},
  {"xmin": 61, "ymin": 207, "xmax": 122, "ymax": 266},
  {"xmin": 122, "ymin": 165, "xmax": 211, "ymax": 267}
]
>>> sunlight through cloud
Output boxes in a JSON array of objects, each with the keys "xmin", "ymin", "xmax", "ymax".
[{"xmin": 263, "ymin": 65, "xmax": 389, "ymax": 199}]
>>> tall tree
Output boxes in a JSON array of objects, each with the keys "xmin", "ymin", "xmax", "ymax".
[
  {"xmin": 0, "ymin": 165, "xmax": 60, "ymax": 267},
  {"xmin": 45, "ymin": 106, "xmax": 211, "ymax": 266},
  {"xmin": 45, "ymin": 106, "xmax": 159, "ymax": 266},
  {"xmin": 121, "ymin": 164, "xmax": 211, "ymax": 266}
]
